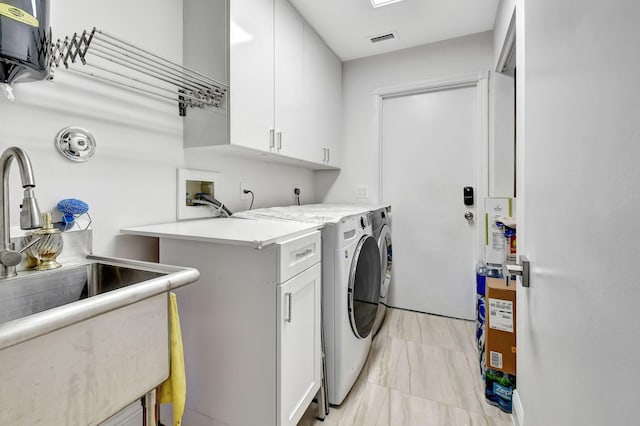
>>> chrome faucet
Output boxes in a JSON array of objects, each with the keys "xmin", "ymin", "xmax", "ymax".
[{"xmin": 0, "ymin": 147, "xmax": 42, "ymax": 278}]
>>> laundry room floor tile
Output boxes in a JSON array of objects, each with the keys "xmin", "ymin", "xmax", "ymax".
[{"xmin": 298, "ymin": 308, "xmax": 513, "ymax": 426}]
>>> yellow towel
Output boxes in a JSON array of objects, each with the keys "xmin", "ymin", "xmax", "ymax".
[{"xmin": 157, "ymin": 292, "xmax": 186, "ymax": 426}]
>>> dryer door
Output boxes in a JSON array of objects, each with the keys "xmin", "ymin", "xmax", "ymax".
[
  {"xmin": 348, "ymin": 235, "xmax": 381, "ymax": 339},
  {"xmin": 378, "ymin": 224, "xmax": 392, "ymax": 301}
]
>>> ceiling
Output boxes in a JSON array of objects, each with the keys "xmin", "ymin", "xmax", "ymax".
[{"xmin": 288, "ymin": 0, "xmax": 500, "ymax": 61}]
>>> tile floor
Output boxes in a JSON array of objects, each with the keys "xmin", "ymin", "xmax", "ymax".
[{"xmin": 298, "ymin": 308, "xmax": 513, "ymax": 426}]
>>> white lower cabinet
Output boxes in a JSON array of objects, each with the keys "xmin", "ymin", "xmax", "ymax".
[
  {"xmin": 278, "ymin": 265, "xmax": 322, "ymax": 426},
  {"xmin": 158, "ymin": 231, "xmax": 321, "ymax": 426}
]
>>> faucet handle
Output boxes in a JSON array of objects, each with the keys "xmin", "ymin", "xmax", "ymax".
[{"xmin": 0, "ymin": 250, "xmax": 23, "ymax": 268}]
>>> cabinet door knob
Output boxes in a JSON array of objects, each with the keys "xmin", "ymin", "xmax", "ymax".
[
  {"xmin": 277, "ymin": 131, "xmax": 282, "ymax": 150},
  {"xmin": 326, "ymin": 148, "xmax": 330, "ymax": 163},
  {"xmin": 322, "ymin": 148, "xmax": 327, "ymax": 162},
  {"xmin": 269, "ymin": 129, "xmax": 275, "ymax": 149}
]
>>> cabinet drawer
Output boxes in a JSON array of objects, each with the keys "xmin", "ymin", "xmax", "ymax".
[{"xmin": 277, "ymin": 231, "xmax": 321, "ymax": 283}]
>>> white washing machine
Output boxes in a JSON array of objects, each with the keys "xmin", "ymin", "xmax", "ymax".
[
  {"xmin": 234, "ymin": 205, "xmax": 381, "ymax": 405},
  {"xmin": 323, "ymin": 213, "xmax": 381, "ymax": 404}
]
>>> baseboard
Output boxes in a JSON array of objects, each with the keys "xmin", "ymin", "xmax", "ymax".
[{"xmin": 512, "ymin": 389, "xmax": 524, "ymax": 426}]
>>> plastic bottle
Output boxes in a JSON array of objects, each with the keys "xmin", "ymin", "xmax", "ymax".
[
  {"xmin": 476, "ymin": 262, "xmax": 487, "ymax": 296},
  {"xmin": 485, "ymin": 368, "xmax": 516, "ymax": 413},
  {"xmin": 476, "ymin": 262, "xmax": 487, "ymax": 377},
  {"xmin": 504, "ymin": 227, "xmax": 516, "ymax": 262},
  {"xmin": 486, "ymin": 267, "xmax": 503, "ymax": 279}
]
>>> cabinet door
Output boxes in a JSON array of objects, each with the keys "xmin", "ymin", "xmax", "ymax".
[
  {"xmin": 320, "ymin": 42, "xmax": 342, "ymax": 167},
  {"xmin": 277, "ymin": 263, "xmax": 321, "ymax": 426},
  {"xmin": 302, "ymin": 22, "xmax": 342, "ymax": 167},
  {"xmin": 274, "ymin": 0, "xmax": 305, "ymax": 159},
  {"xmin": 230, "ymin": 0, "xmax": 275, "ymax": 152}
]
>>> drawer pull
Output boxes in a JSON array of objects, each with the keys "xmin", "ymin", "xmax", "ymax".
[
  {"xmin": 285, "ymin": 293, "xmax": 292, "ymax": 322},
  {"xmin": 296, "ymin": 249, "xmax": 313, "ymax": 259}
]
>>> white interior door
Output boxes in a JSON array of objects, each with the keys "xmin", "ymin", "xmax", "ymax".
[
  {"xmin": 381, "ymin": 84, "xmax": 480, "ymax": 320},
  {"xmin": 514, "ymin": 1, "xmax": 640, "ymax": 424}
]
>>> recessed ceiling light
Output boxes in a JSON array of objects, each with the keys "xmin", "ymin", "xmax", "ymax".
[{"xmin": 370, "ymin": 0, "xmax": 404, "ymax": 8}]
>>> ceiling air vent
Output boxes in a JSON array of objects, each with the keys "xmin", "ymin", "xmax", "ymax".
[{"xmin": 369, "ymin": 31, "xmax": 398, "ymax": 44}]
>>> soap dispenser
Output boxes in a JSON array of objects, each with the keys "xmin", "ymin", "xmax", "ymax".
[{"xmin": 29, "ymin": 212, "xmax": 63, "ymax": 270}]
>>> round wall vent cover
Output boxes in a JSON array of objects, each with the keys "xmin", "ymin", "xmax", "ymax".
[{"xmin": 55, "ymin": 127, "xmax": 96, "ymax": 162}]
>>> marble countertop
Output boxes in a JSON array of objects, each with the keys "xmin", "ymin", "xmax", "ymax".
[{"xmin": 234, "ymin": 203, "xmax": 389, "ymax": 224}]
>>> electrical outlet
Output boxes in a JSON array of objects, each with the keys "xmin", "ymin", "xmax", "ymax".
[
  {"xmin": 356, "ymin": 185, "xmax": 369, "ymax": 199},
  {"xmin": 240, "ymin": 182, "xmax": 251, "ymax": 201},
  {"xmin": 291, "ymin": 184, "xmax": 301, "ymax": 199}
]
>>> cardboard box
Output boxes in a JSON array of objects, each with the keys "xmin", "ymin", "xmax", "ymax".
[{"xmin": 485, "ymin": 277, "xmax": 516, "ymax": 375}]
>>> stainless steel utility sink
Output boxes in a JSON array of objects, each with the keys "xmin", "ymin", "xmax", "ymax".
[
  {"xmin": 0, "ymin": 262, "xmax": 166, "ymax": 325},
  {"xmin": 0, "ymin": 255, "xmax": 199, "ymax": 425}
]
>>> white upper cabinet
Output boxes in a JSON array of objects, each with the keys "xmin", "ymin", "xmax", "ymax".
[
  {"xmin": 273, "ymin": 0, "xmax": 306, "ymax": 159},
  {"xmin": 229, "ymin": 0, "xmax": 275, "ymax": 153},
  {"xmin": 273, "ymin": 2, "xmax": 342, "ymax": 168},
  {"xmin": 302, "ymin": 22, "xmax": 342, "ymax": 167},
  {"xmin": 184, "ymin": 0, "xmax": 341, "ymax": 169}
]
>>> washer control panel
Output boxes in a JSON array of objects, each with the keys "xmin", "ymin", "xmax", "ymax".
[{"xmin": 360, "ymin": 213, "xmax": 372, "ymax": 229}]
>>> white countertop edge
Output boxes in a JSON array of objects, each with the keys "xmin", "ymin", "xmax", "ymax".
[{"xmin": 121, "ymin": 222, "xmax": 322, "ymax": 249}]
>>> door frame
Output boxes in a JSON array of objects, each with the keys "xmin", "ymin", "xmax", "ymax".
[{"xmin": 373, "ymin": 71, "xmax": 490, "ymax": 263}]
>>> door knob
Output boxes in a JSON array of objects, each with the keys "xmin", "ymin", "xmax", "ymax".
[
  {"xmin": 505, "ymin": 256, "xmax": 531, "ymax": 287},
  {"xmin": 464, "ymin": 211, "xmax": 474, "ymax": 220}
]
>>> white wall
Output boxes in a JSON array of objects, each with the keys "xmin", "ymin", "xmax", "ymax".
[
  {"xmin": 0, "ymin": 0, "xmax": 314, "ymax": 261},
  {"xmin": 184, "ymin": 148, "xmax": 316, "ymax": 212},
  {"xmin": 489, "ymin": 72, "xmax": 515, "ymax": 198},
  {"xmin": 516, "ymin": 0, "xmax": 640, "ymax": 424},
  {"xmin": 0, "ymin": 0, "xmax": 184, "ymax": 261},
  {"xmin": 315, "ymin": 31, "xmax": 494, "ymax": 203},
  {"xmin": 492, "ymin": 0, "xmax": 517, "ymax": 199}
]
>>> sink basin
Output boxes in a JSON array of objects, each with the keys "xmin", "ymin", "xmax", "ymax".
[
  {"xmin": 0, "ymin": 255, "xmax": 199, "ymax": 425},
  {"xmin": 0, "ymin": 262, "xmax": 166, "ymax": 325}
]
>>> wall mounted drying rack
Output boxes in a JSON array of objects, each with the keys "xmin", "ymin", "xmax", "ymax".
[{"xmin": 49, "ymin": 27, "xmax": 227, "ymax": 116}]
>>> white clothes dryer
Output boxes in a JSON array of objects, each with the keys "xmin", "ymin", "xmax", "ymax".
[{"xmin": 370, "ymin": 206, "xmax": 392, "ymax": 336}]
